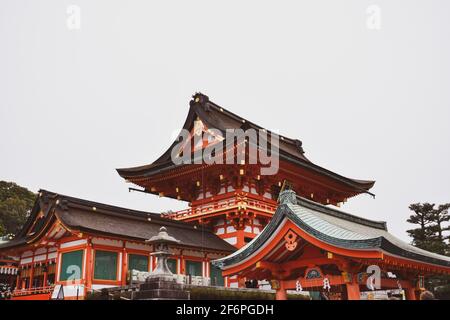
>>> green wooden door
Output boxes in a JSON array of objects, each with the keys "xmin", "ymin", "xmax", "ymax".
[
  {"xmin": 185, "ymin": 260, "xmax": 202, "ymax": 276},
  {"xmin": 210, "ymin": 263, "xmax": 224, "ymax": 286}
]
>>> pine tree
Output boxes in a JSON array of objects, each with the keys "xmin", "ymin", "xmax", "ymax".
[
  {"xmin": 406, "ymin": 203, "xmax": 436, "ymax": 251},
  {"xmin": 407, "ymin": 202, "xmax": 450, "ymax": 298},
  {"xmin": 430, "ymin": 204, "xmax": 450, "ymax": 255}
]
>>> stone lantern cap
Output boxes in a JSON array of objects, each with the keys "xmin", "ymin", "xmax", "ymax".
[{"xmin": 146, "ymin": 226, "xmax": 180, "ymax": 245}]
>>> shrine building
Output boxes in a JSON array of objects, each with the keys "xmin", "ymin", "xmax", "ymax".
[
  {"xmin": 1, "ymin": 93, "xmax": 449, "ymax": 300},
  {"xmin": 0, "ymin": 191, "xmax": 234, "ymax": 300},
  {"xmin": 213, "ymin": 189, "xmax": 450, "ymax": 300}
]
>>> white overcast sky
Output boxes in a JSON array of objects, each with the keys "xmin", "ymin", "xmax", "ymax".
[{"xmin": 1, "ymin": 1, "xmax": 449, "ymax": 242}]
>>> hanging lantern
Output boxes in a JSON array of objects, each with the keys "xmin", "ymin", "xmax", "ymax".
[
  {"xmin": 323, "ymin": 278, "xmax": 331, "ymax": 291},
  {"xmin": 296, "ymin": 280, "xmax": 303, "ymax": 292}
]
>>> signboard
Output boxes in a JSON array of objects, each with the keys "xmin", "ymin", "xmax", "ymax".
[{"xmin": 51, "ymin": 285, "xmax": 64, "ymax": 300}]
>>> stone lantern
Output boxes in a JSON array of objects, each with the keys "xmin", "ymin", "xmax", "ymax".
[
  {"xmin": 146, "ymin": 226, "xmax": 180, "ymax": 281},
  {"xmin": 137, "ymin": 226, "xmax": 189, "ymax": 299}
]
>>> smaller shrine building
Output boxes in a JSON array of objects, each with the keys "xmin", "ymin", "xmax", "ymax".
[
  {"xmin": 214, "ymin": 189, "xmax": 450, "ymax": 300},
  {"xmin": 0, "ymin": 190, "xmax": 234, "ymax": 300}
]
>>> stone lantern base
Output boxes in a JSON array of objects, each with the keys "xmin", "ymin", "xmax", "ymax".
[{"xmin": 135, "ymin": 276, "xmax": 190, "ymax": 300}]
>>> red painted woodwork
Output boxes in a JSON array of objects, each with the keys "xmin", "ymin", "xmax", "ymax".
[
  {"xmin": 12, "ymin": 286, "xmax": 53, "ymax": 300},
  {"xmin": 345, "ymin": 283, "xmax": 361, "ymax": 300},
  {"xmin": 405, "ymin": 288, "xmax": 417, "ymax": 300},
  {"xmin": 275, "ymin": 281, "xmax": 287, "ymax": 300},
  {"xmin": 222, "ymin": 220, "xmax": 383, "ymax": 277},
  {"xmin": 11, "ymin": 293, "xmax": 52, "ymax": 300}
]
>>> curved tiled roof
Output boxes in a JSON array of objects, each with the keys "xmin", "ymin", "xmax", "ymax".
[
  {"xmin": 0, "ymin": 190, "xmax": 235, "ymax": 253},
  {"xmin": 215, "ymin": 190, "xmax": 450, "ymax": 269},
  {"xmin": 288, "ymin": 204, "xmax": 374, "ymax": 241},
  {"xmin": 116, "ymin": 93, "xmax": 375, "ymax": 197}
]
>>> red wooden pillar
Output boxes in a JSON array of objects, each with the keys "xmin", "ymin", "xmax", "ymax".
[
  {"xmin": 180, "ymin": 252, "xmax": 185, "ymax": 274},
  {"xmin": 405, "ymin": 287, "xmax": 417, "ymax": 300},
  {"xmin": 346, "ymin": 283, "xmax": 361, "ymax": 300},
  {"xmin": 121, "ymin": 248, "xmax": 127, "ymax": 286},
  {"xmin": 236, "ymin": 230, "xmax": 245, "ymax": 248},
  {"xmin": 43, "ymin": 268, "xmax": 48, "ymax": 287},
  {"xmin": 29, "ymin": 264, "xmax": 35, "ymax": 289},
  {"xmin": 85, "ymin": 240, "xmax": 93, "ymax": 293},
  {"xmin": 275, "ymin": 281, "xmax": 287, "ymax": 300},
  {"xmin": 203, "ymin": 254, "xmax": 209, "ymax": 278}
]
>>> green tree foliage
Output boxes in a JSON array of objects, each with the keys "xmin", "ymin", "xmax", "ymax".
[
  {"xmin": 430, "ymin": 204, "xmax": 450, "ymax": 255},
  {"xmin": 0, "ymin": 181, "xmax": 36, "ymax": 237},
  {"xmin": 407, "ymin": 203, "xmax": 437, "ymax": 252},
  {"xmin": 407, "ymin": 201, "xmax": 450, "ymax": 298}
]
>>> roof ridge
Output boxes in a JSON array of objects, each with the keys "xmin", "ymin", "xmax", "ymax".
[
  {"xmin": 38, "ymin": 189, "xmax": 210, "ymax": 232},
  {"xmin": 295, "ymin": 195, "xmax": 387, "ymax": 230},
  {"xmin": 39, "ymin": 189, "xmax": 155, "ymax": 216},
  {"xmin": 194, "ymin": 92, "xmax": 302, "ymax": 147}
]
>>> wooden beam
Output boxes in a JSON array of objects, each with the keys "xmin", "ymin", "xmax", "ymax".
[{"xmin": 283, "ymin": 274, "xmax": 345, "ymax": 289}]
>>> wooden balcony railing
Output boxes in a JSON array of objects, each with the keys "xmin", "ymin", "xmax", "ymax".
[
  {"xmin": 12, "ymin": 285, "xmax": 54, "ymax": 297},
  {"xmin": 163, "ymin": 196, "xmax": 277, "ymax": 221}
]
